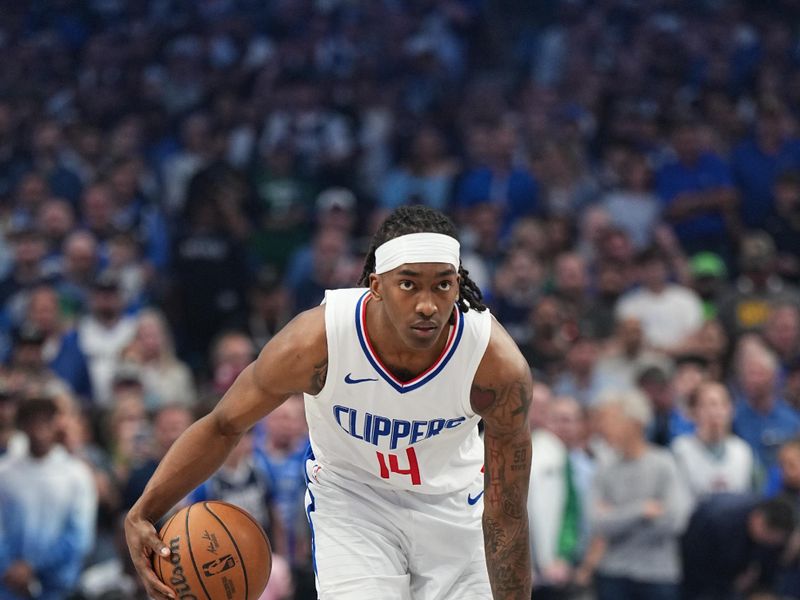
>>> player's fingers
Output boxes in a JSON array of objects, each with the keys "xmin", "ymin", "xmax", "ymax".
[
  {"xmin": 129, "ymin": 538, "xmax": 175, "ymax": 600},
  {"xmin": 135, "ymin": 552, "xmax": 176, "ymax": 600}
]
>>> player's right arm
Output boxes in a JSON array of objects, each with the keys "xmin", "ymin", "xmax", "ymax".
[{"xmin": 124, "ymin": 306, "xmax": 327, "ymax": 600}]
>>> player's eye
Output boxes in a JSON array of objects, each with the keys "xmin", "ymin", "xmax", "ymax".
[
  {"xmin": 438, "ymin": 281, "xmax": 453, "ymax": 291},
  {"xmin": 399, "ymin": 280, "xmax": 414, "ymax": 291}
]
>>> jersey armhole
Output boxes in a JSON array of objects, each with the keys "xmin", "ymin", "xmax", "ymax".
[{"xmin": 460, "ymin": 310, "xmax": 493, "ymax": 418}]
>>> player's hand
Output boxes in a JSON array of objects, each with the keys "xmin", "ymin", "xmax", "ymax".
[{"xmin": 124, "ymin": 511, "xmax": 176, "ymax": 600}]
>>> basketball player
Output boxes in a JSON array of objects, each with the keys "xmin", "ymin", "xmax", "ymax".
[{"xmin": 125, "ymin": 206, "xmax": 532, "ymax": 599}]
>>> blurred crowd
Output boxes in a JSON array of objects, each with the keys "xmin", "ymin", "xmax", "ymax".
[{"xmin": 1, "ymin": 0, "xmax": 800, "ymax": 598}]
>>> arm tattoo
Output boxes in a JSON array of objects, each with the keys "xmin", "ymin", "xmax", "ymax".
[
  {"xmin": 309, "ymin": 359, "xmax": 328, "ymax": 395},
  {"xmin": 475, "ymin": 377, "xmax": 532, "ymax": 600}
]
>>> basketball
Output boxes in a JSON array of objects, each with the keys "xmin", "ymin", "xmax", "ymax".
[{"xmin": 153, "ymin": 501, "xmax": 272, "ymax": 600}]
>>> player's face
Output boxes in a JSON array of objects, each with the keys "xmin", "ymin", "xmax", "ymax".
[{"xmin": 371, "ymin": 262, "xmax": 460, "ymax": 350}]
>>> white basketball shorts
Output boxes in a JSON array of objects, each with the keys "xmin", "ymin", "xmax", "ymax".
[{"xmin": 303, "ymin": 451, "xmax": 491, "ymax": 600}]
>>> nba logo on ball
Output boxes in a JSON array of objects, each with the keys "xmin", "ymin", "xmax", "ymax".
[
  {"xmin": 154, "ymin": 501, "xmax": 272, "ymax": 600},
  {"xmin": 203, "ymin": 555, "xmax": 237, "ymax": 577}
]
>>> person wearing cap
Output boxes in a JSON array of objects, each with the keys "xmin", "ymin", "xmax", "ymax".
[
  {"xmin": 0, "ymin": 394, "xmax": 98, "ymax": 600},
  {"xmin": 717, "ymin": 231, "xmax": 800, "ymax": 337},
  {"xmin": 689, "ymin": 252, "xmax": 727, "ymax": 320},
  {"xmin": 126, "ymin": 205, "xmax": 534, "ymax": 600},
  {"xmin": 76, "ymin": 271, "xmax": 137, "ymax": 407},
  {"xmin": 636, "ymin": 358, "xmax": 694, "ymax": 447}
]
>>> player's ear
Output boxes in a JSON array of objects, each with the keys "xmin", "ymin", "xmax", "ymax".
[{"xmin": 369, "ymin": 273, "xmax": 382, "ymax": 300}]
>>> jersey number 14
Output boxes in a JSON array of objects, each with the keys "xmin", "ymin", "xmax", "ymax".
[{"xmin": 376, "ymin": 448, "xmax": 421, "ymax": 485}]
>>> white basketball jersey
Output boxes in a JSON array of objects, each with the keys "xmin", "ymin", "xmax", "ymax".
[{"xmin": 304, "ymin": 288, "xmax": 492, "ymax": 495}]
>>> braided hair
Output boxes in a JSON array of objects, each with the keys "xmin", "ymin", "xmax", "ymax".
[{"xmin": 358, "ymin": 205, "xmax": 487, "ymax": 313}]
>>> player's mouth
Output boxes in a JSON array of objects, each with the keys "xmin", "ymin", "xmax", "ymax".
[{"xmin": 410, "ymin": 322, "xmax": 438, "ymax": 338}]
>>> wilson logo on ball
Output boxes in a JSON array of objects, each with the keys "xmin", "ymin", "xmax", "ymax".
[
  {"xmin": 202, "ymin": 555, "xmax": 237, "ymax": 577},
  {"xmin": 168, "ymin": 536, "xmax": 199, "ymax": 600}
]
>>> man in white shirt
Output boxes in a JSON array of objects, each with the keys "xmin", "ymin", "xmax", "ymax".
[{"xmin": 616, "ymin": 248, "xmax": 704, "ymax": 352}]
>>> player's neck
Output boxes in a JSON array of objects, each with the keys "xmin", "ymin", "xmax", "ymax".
[{"xmin": 365, "ymin": 297, "xmax": 449, "ymax": 379}]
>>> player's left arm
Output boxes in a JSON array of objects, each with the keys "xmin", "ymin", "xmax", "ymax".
[{"xmin": 472, "ymin": 318, "xmax": 533, "ymax": 600}]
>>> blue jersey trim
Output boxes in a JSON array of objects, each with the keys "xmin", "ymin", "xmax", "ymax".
[
  {"xmin": 354, "ymin": 291, "xmax": 464, "ymax": 394},
  {"xmin": 304, "ymin": 445, "xmax": 318, "ymax": 575}
]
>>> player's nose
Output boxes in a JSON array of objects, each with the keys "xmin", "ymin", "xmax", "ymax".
[{"xmin": 415, "ymin": 293, "xmax": 437, "ymax": 317}]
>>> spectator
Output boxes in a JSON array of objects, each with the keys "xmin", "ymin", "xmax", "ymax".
[
  {"xmin": 763, "ymin": 303, "xmax": 800, "ymax": 372},
  {"xmin": 551, "ymin": 252, "xmax": 595, "ymax": 336},
  {"xmin": 732, "ymin": 101, "xmax": 800, "ymax": 230},
  {"xmin": 527, "ymin": 383, "xmax": 570, "ymax": 596},
  {"xmin": 548, "ymin": 396, "xmax": 596, "ymax": 574},
  {"xmin": 732, "ymin": 343, "xmax": 800, "ymax": 472},
  {"xmin": 552, "ymin": 336, "xmax": 601, "ymax": 407},
  {"xmin": 0, "ymin": 382, "xmax": 24, "ymax": 460},
  {"xmin": 122, "ymin": 403, "xmax": 193, "ymax": 511},
  {"xmin": 76, "ymin": 272, "xmax": 137, "ymax": 407},
  {"xmin": 491, "ymin": 248, "xmax": 544, "ymax": 344},
  {"xmin": 764, "ymin": 170, "xmax": 800, "ymax": 283},
  {"xmin": 688, "ymin": 252, "xmax": 727, "ymax": 320},
  {"xmin": 718, "ymin": 232, "xmax": 800, "ymax": 337},
  {"xmin": 250, "ymin": 147, "xmax": 316, "ymax": 270},
  {"xmin": 592, "ymin": 317, "xmax": 665, "ymax": 395},
  {"xmin": 0, "ymin": 224, "xmax": 49, "ymax": 327},
  {"xmin": 0, "ymin": 394, "xmax": 98, "ymax": 600},
  {"xmin": 522, "ymin": 295, "xmax": 569, "ymax": 381},
  {"xmin": 207, "ymin": 330, "xmax": 256, "ymax": 398},
  {"xmin": 246, "ymin": 267, "xmax": 292, "ymax": 351},
  {"xmin": 380, "ymin": 125, "xmax": 459, "ymax": 211},
  {"xmin": 120, "ymin": 308, "xmax": 195, "ymax": 409},
  {"xmin": 773, "ymin": 439, "xmax": 800, "ymax": 597},
  {"xmin": 600, "ymin": 149, "xmax": 661, "ymax": 250},
  {"xmin": 589, "ymin": 389, "xmax": 689, "ymax": 600},
  {"xmin": 56, "ymin": 230, "xmax": 99, "ymax": 319},
  {"xmin": 672, "ymin": 381, "xmax": 755, "ymax": 503},
  {"xmin": 656, "ymin": 117, "xmax": 738, "ymax": 257},
  {"xmin": 170, "ymin": 175, "xmax": 250, "ymax": 366},
  {"xmin": 25, "ymin": 284, "xmax": 92, "ymax": 400},
  {"xmin": 616, "ymin": 247, "xmax": 704, "ymax": 353},
  {"xmin": 636, "ymin": 359, "xmax": 695, "ymax": 447},
  {"xmin": 190, "ymin": 429, "xmax": 286, "ymax": 556},
  {"xmin": 681, "ymin": 494, "xmax": 797, "ymax": 600},
  {"xmin": 454, "ymin": 117, "xmax": 539, "ymax": 237},
  {"xmin": 255, "ymin": 395, "xmax": 309, "ymax": 568},
  {"xmin": 2, "ymin": 325, "xmax": 65, "ymax": 396}
]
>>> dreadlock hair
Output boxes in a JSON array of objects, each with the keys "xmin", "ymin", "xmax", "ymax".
[{"xmin": 358, "ymin": 205, "xmax": 487, "ymax": 313}]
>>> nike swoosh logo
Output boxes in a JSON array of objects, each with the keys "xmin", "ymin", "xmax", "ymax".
[
  {"xmin": 344, "ymin": 373, "xmax": 379, "ymax": 384},
  {"xmin": 467, "ymin": 491, "xmax": 484, "ymax": 505}
]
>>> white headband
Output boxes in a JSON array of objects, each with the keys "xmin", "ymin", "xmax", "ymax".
[{"xmin": 374, "ymin": 233, "xmax": 460, "ymax": 274}]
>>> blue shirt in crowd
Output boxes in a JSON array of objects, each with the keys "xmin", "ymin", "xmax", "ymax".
[
  {"xmin": 732, "ymin": 398, "xmax": 800, "ymax": 470},
  {"xmin": 731, "ymin": 136, "xmax": 800, "ymax": 229},
  {"xmin": 656, "ymin": 152, "xmax": 734, "ymax": 243}
]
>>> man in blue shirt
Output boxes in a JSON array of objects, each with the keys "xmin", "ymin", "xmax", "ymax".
[
  {"xmin": 731, "ymin": 103, "xmax": 800, "ymax": 229},
  {"xmin": 657, "ymin": 118, "xmax": 738, "ymax": 257},
  {"xmin": 732, "ymin": 346, "xmax": 800, "ymax": 473}
]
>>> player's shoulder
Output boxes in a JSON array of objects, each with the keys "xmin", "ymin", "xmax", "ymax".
[{"xmin": 474, "ymin": 316, "xmax": 529, "ymax": 385}]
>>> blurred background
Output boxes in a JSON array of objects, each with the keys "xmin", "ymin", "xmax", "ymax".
[{"xmin": 1, "ymin": 0, "xmax": 800, "ymax": 599}]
